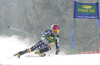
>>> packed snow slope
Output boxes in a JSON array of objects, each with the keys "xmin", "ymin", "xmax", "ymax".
[
  {"xmin": 1, "ymin": 54, "xmax": 100, "ymax": 65},
  {"xmin": 0, "ymin": 36, "xmax": 100, "ymax": 65}
]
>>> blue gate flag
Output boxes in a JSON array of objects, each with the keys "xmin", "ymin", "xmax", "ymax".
[{"xmin": 74, "ymin": 1, "xmax": 99, "ymax": 19}]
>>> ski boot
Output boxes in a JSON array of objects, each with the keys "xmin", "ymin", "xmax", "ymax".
[
  {"xmin": 13, "ymin": 49, "xmax": 30, "ymax": 58},
  {"xmin": 35, "ymin": 51, "xmax": 46, "ymax": 57},
  {"xmin": 41, "ymin": 53, "xmax": 46, "ymax": 57},
  {"xmin": 14, "ymin": 53, "xmax": 21, "ymax": 58}
]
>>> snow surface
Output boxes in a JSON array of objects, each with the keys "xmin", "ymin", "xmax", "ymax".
[{"xmin": 0, "ymin": 36, "xmax": 100, "ymax": 65}]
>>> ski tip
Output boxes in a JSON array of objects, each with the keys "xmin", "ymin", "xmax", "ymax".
[{"xmin": 8, "ymin": 26, "xmax": 10, "ymax": 28}]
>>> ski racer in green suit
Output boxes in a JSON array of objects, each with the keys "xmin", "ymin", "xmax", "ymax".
[{"xmin": 14, "ymin": 24, "xmax": 60, "ymax": 58}]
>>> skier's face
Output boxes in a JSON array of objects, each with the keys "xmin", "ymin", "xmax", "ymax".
[{"xmin": 54, "ymin": 30, "xmax": 59, "ymax": 35}]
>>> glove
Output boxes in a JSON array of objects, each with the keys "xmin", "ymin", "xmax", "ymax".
[{"xmin": 56, "ymin": 50, "xmax": 60, "ymax": 55}]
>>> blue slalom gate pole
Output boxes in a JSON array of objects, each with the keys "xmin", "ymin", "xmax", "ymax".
[
  {"xmin": 72, "ymin": 0, "xmax": 76, "ymax": 54},
  {"xmin": 97, "ymin": 0, "xmax": 100, "ymax": 53},
  {"xmin": 72, "ymin": 0, "xmax": 99, "ymax": 54},
  {"xmin": 72, "ymin": 18, "xmax": 75, "ymax": 54},
  {"xmin": 98, "ymin": 19, "xmax": 100, "ymax": 53}
]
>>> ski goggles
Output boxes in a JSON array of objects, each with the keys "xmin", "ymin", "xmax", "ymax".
[{"xmin": 54, "ymin": 30, "xmax": 59, "ymax": 33}]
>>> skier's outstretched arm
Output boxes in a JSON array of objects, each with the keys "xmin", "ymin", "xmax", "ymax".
[{"xmin": 41, "ymin": 30, "xmax": 52, "ymax": 37}]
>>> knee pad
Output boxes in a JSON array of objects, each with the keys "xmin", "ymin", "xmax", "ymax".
[{"xmin": 40, "ymin": 46, "xmax": 51, "ymax": 53}]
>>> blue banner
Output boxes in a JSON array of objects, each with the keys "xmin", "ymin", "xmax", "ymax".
[{"xmin": 74, "ymin": 1, "xmax": 99, "ymax": 19}]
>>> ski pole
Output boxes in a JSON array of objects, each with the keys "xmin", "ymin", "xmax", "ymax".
[{"xmin": 8, "ymin": 26, "xmax": 38, "ymax": 37}]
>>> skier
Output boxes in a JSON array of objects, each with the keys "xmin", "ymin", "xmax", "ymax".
[{"xmin": 14, "ymin": 24, "xmax": 60, "ymax": 58}]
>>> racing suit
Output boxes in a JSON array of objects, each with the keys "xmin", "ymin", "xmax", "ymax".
[{"xmin": 19, "ymin": 29, "xmax": 60, "ymax": 55}]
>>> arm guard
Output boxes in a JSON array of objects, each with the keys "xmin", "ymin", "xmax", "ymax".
[{"xmin": 41, "ymin": 30, "xmax": 52, "ymax": 37}]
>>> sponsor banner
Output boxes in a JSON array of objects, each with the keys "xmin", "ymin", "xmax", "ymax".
[{"xmin": 74, "ymin": 1, "xmax": 99, "ymax": 19}]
